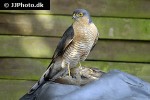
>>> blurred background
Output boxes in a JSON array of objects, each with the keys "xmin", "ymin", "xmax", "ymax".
[{"xmin": 0, "ymin": 0, "xmax": 150, "ymax": 99}]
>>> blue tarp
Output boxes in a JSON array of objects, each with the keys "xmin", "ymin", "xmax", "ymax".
[{"xmin": 20, "ymin": 70, "xmax": 150, "ymax": 100}]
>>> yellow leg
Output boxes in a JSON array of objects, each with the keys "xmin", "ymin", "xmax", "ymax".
[
  {"xmin": 67, "ymin": 63, "xmax": 71, "ymax": 76},
  {"xmin": 79, "ymin": 62, "xmax": 82, "ymax": 68}
]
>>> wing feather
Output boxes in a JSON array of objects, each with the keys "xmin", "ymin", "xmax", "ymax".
[
  {"xmin": 90, "ymin": 32, "xmax": 99, "ymax": 51},
  {"xmin": 51, "ymin": 26, "xmax": 74, "ymax": 63}
]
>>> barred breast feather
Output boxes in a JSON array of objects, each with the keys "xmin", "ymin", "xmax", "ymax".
[{"xmin": 62, "ymin": 22, "xmax": 98, "ymax": 68}]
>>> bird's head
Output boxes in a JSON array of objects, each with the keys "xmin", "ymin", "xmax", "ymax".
[{"xmin": 72, "ymin": 9, "xmax": 92, "ymax": 23}]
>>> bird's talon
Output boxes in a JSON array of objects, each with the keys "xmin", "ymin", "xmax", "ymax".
[
  {"xmin": 67, "ymin": 63, "xmax": 71, "ymax": 76},
  {"xmin": 79, "ymin": 62, "xmax": 82, "ymax": 68}
]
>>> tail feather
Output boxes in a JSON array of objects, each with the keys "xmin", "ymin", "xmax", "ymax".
[
  {"xmin": 28, "ymin": 66, "xmax": 52, "ymax": 94},
  {"xmin": 28, "ymin": 58, "xmax": 64, "ymax": 94}
]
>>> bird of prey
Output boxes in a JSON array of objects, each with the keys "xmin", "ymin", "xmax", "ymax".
[{"xmin": 28, "ymin": 9, "xmax": 99, "ymax": 94}]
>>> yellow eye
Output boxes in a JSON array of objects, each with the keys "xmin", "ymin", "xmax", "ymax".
[{"xmin": 78, "ymin": 13, "xmax": 83, "ymax": 17}]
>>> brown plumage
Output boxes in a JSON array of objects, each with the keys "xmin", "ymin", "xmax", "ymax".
[{"xmin": 28, "ymin": 9, "xmax": 99, "ymax": 94}]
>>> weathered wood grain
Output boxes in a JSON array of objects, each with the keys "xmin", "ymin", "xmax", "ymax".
[
  {"xmin": 0, "ymin": 14, "xmax": 150, "ymax": 40},
  {"xmin": 0, "ymin": 58, "xmax": 150, "ymax": 82},
  {"xmin": 0, "ymin": 0, "xmax": 150, "ymax": 18},
  {"xmin": 0, "ymin": 58, "xmax": 47, "ymax": 80},
  {"xmin": 0, "ymin": 36, "xmax": 150, "ymax": 62},
  {"xmin": 90, "ymin": 40, "xmax": 150, "ymax": 62},
  {"xmin": 0, "ymin": 79, "xmax": 35, "ymax": 100}
]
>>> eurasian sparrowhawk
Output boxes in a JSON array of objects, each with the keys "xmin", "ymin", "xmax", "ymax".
[{"xmin": 28, "ymin": 9, "xmax": 99, "ymax": 94}]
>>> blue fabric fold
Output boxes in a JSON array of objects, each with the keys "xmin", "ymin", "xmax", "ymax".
[{"xmin": 20, "ymin": 70, "xmax": 150, "ymax": 100}]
